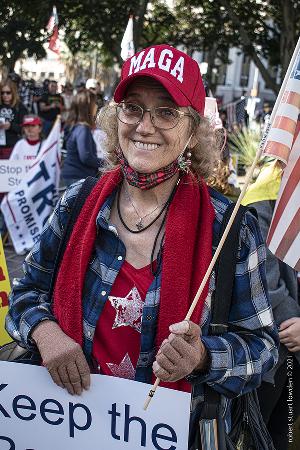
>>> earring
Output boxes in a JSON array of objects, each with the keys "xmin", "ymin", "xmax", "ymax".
[{"xmin": 178, "ymin": 150, "xmax": 192, "ymax": 172}]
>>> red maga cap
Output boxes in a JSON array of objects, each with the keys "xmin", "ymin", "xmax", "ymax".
[
  {"xmin": 22, "ymin": 116, "xmax": 42, "ymax": 127},
  {"xmin": 114, "ymin": 44, "xmax": 205, "ymax": 115}
]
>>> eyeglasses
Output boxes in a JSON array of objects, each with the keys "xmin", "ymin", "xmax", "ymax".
[
  {"xmin": 1, "ymin": 91, "xmax": 12, "ymax": 95},
  {"xmin": 116, "ymin": 102, "xmax": 192, "ymax": 130}
]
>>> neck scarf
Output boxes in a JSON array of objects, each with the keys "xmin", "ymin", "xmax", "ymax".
[
  {"xmin": 115, "ymin": 147, "xmax": 180, "ymax": 190},
  {"xmin": 53, "ymin": 168, "xmax": 215, "ymax": 392}
]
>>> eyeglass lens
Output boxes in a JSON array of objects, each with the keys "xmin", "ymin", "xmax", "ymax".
[
  {"xmin": 117, "ymin": 103, "xmax": 180, "ymax": 129},
  {"xmin": 1, "ymin": 91, "xmax": 12, "ymax": 95}
]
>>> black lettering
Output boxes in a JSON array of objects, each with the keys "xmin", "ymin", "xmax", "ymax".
[
  {"xmin": 15, "ymin": 190, "xmax": 24, "ymax": 197},
  {"xmin": 27, "ymin": 161, "xmax": 50, "ymax": 187},
  {"xmin": 0, "ymin": 384, "xmax": 10, "ymax": 418},
  {"xmin": 108, "ymin": 403, "xmax": 121, "ymax": 440},
  {"xmin": 20, "ymin": 205, "xmax": 30, "ymax": 215},
  {"xmin": 0, "ymin": 436, "xmax": 15, "ymax": 450},
  {"xmin": 24, "ymin": 213, "xmax": 35, "ymax": 226},
  {"xmin": 32, "ymin": 184, "xmax": 55, "ymax": 215},
  {"xmin": 68, "ymin": 402, "xmax": 92, "ymax": 438},
  {"xmin": 17, "ymin": 197, "xmax": 27, "ymax": 207},
  {"xmin": 30, "ymin": 227, "xmax": 39, "ymax": 236},
  {"xmin": 152, "ymin": 423, "xmax": 177, "ymax": 450},
  {"xmin": 124, "ymin": 404, "xmax": 146, "ymax": 447},
  {"xmin": 40, "ymin": 399, "xmax": 64, "ymax": 425},
  {"xmin": 12, "ymin": 395, "xmax": 36, "ymax": 421}
]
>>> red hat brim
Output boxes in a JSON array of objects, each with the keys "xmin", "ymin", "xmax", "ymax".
[{"xmin": 114, "ymin": 72, "xmax": 192, "ymax": 108}]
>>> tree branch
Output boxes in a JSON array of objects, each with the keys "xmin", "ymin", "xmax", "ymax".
[{"xmin": 219, "ymin": 0, "xmax": 279, "ymax": 93}]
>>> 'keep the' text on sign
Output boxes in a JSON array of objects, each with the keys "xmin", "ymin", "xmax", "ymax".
[{"xmin": 0, "ymin": 361, "xmax": 191, "ymax": 450}]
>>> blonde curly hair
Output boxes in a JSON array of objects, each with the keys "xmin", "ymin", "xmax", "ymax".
[{"xmin": 97, "ymin": 104, "xmax": 220, "ymax": 180}]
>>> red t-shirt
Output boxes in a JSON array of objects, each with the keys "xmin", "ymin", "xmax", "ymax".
[{"xmin": 92, "ymin": 260, "xmax": 154, "ymax": 379}]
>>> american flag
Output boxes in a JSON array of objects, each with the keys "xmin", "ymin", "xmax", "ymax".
[
  {"xmin": 46, "ymin": 6, "xmax": 59, "ymax": 34},
  {"xmin": 47, "ymin": 6, "xmax": 60, "ymax": 55},
  {"xmin": 226, "ymin": 98, "xmax": 246, "ymax": 131},
  {"xmin": 263, "ymin": 49, "xmax": 300, "ymax": 270}
]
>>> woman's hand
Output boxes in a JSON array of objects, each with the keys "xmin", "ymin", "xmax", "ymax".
[
  {"xmin": 279, "ymin": 317, "xmax": 300, "ymax": 352},
  {"xmin": 31, "ymin": 321, "xmax": 91, "ymax": 395},
  {"xmin": 153, "ymin": 320, "xmax": 209, "ymax": 382}
]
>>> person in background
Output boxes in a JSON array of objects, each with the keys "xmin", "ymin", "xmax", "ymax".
[
  {"xmin": 10, "ymin": 115, "xmax": 43, "ymax": 161},
  {"xmin": 0, "ymin": 78, "xmax": 28, "ymax": 159},
  {"xmin": 6, "ymin": 44, "xmax": 278, "ymax": 449},
  {"xmin": 61, "ymin": 81, "xmax": 74, "ymax": 124},
  {"xmin": 39, "ymin": 80, "xmax": 64, "ymax": 137},
  {"xmin": 31, "ymin": 83, "xmax": 45, "ymax": 116},
  {"xmin": 85, "ymin": 78, "xmax": 97, "ymax": 94},
  {"xmin": 243, "ymin": 160, "xmax": 300, "ymax": 450},
  {"xmin": 61, "ymin": 90, "xmax": 101, "ymax": 186},
  {"xmin": 75, "ymin": 81, "xmax": 86, "ymax": 94}
]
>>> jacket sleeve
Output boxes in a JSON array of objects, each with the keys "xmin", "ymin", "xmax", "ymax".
[
  {"xmin": 76, "ymin": 125, "xmax": 100, "ymax": 169},
  {"xmin": 250, "ymin": 200, "xmax": 300, "ymax": 324},
  {"xmin": 5, "ymin": 181, "xmax": 82, "ymax": 349},
  {"xmin": 189, "ymin": 211, "xmax": 279, "ymax": 398}
]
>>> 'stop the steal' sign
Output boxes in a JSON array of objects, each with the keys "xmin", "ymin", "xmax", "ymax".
[{"xmin": 0, "ymin": 361, "xmax": 191, "ymax": 450}]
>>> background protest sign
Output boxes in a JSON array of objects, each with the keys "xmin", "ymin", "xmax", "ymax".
[
  {"xmin": 0, "ymin": 361, "xmax": 191, "ymax": 450},
  {"xmin": 1, "ymin": 119, "xmax": 61, "ymax": 255},
  {"xmin": 0, "ymin": 236, "xmax": 11, "ymax": 345},
  {"xmin": 0, "ymin": 160, "xmax": 31, "ymax": 192}
]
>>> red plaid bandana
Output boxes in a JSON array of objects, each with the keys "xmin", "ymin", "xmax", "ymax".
[{"xmin": 115, "ymin": 147, "xmax": 180, "ymax": 190}]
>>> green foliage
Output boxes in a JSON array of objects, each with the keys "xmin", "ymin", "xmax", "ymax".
[
  {"xmin": 229, "ymin": 128, "xmax": 261, "ymax": 167},
  {"xmin": 0, "ymin": 0, "xmax": 51, "ymax": 70},
  {"xmin": 1, "ymin": 0, "xmax": 300, "ymax": 92},
  {"xmin": 166, "ymin": 0, "xmax": 300, "ymax": 93}
]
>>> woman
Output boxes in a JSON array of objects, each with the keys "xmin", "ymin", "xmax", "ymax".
[
  {"xmin": 9, "ymin": 114, "xmax": 43, "ymax": 161},
  {"xmin": 0, "ymin": 78, "xmax": 28, "ymax": 159},
  {"xmin": 61, "ymin": 90, "xmax": 101, "ymax": 186},
  {"xmin": 6, "ymin": 44, "xmax": 278, "ymax": 447}
]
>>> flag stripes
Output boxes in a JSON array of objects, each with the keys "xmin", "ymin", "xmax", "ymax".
[
  {"xmin": 274, "ymin": 208, "xmax": 300, "ymax": 262},
  {"xmin": 47, "ymin": 6, "xmax": 60, "ymax": 55},
  {"xmin": 266, "ymin": 122, "xmax": 300, "ymax": 270},
  {"xmin": 264, "ymin": 52, "xmax": 300, "ymax": 164},
  {"xmin": 225, "ymin": 98, "xmax": 246, "ymax": 131}
]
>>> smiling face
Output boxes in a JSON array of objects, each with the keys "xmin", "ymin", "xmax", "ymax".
[{"xmin": 117, "ymin": 77, "xmax": 193, "ymax": 173}]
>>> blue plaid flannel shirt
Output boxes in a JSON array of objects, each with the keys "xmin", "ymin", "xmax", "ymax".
[{"xmin": 6, "ymin": 180, "xmax": 278, "ymax": 432}]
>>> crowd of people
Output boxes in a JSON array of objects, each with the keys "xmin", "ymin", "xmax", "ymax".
[
  {"xmin": 0, "ymin": 73, "xmax": 106, "ymax": 188},
  {"xmin": 0, "ymin": 43, "xmax": 299, "ymax": 450}
]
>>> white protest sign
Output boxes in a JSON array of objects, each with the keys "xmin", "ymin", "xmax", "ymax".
[
  {"xmin": 0, "ymin": 361, "xmax": 191, "ymax": 450},
  {"xmin": 1, "ymin": 119, "xmax": 61, "ymax": 254},
  {"xmin": 0, "ymin": 160, "xmax": 31, "ymax": 192}
]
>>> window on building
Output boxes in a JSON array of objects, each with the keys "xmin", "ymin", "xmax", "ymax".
[
  {"xmin": 240, "ymin": 55, "xmax": 251, "ymax": 87},
  {"xmin": 40, "ymin": 72, "xmax": 46, "ymax": 78},
  {"xmin": 48, "ymin": 72, "xmax": 54, "ymax": 78}
]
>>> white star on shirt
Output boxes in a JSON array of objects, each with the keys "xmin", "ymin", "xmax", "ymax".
[
  {"xmin": 109, "ymin": 286, "xmax": 144, "ymax": 333},
  {"xmin": 107, "ymin": 353, "xmax": 135, "ymax": 379}
]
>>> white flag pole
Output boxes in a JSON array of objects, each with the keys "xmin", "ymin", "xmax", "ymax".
[{"xmin": 143, "ymin": 36, "xmax": 300, "ymax": 411}]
